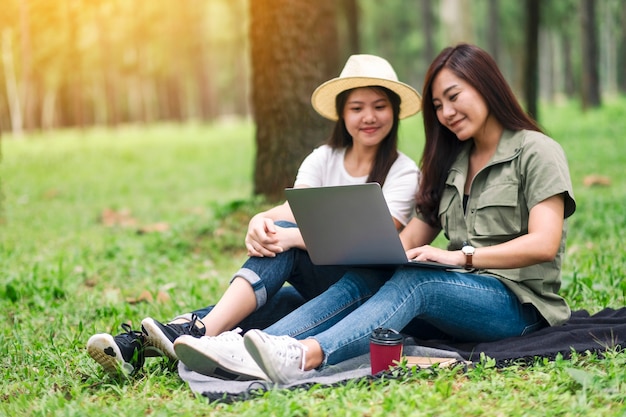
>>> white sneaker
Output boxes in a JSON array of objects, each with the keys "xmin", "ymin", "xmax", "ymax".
[
  {"xmin": 243, "ymin": 329, "xmax": 309, "ymax": 385},
  {"xmin": 173, "ymin": 329, "xmax": 268, "ymax": 381}
]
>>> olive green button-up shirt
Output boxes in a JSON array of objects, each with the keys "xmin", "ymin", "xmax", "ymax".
[{"xmin": 421, "ymin": 129, "xmax": 576, "ymax": 326}]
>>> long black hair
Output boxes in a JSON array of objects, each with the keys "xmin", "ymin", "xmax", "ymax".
[{"xmin": 418, "ymin": 43, "xmax": 542, "ymax": 227}]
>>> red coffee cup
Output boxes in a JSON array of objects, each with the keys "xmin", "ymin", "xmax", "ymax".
[{"xmin": 369, "ymin": 327, "xmax": 403, "ymax": 374}]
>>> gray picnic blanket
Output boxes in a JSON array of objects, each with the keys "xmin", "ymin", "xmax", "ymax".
[
  {"xmin": 178, "ymin": 344, "xmax": 464, "ymax": 402},
  {"xmin": 178, "ymin": 308, "xmax": 626, "ymax": 403}
]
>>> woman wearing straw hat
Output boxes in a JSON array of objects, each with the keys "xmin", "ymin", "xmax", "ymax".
[{"xmin": 87, "ymin": 54, "xmax": 422, "ymax": 378}]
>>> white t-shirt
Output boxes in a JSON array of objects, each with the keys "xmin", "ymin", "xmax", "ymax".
[{"xmin": 294, "ymin": 145, "xmax": 419, "ymax": 226}]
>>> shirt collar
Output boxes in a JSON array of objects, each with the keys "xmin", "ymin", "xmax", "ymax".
[
  {"xmin": 451, "ymin": 129, "xmax": 523, "ymax": 173},
  {"xmin": 490, "ymin": 129, "xmax": 523, "ymax": 164}
]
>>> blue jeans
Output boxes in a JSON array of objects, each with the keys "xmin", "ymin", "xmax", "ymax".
[
  {"xmin": 203, "ymin": 286, "xmax": 309, "ymax": 331},
  {"xmin": 189, "ymin": 221, "xmax": 350, "ymax": 330},
  {"xmin": 266, "ymin": 266, "xmax": 545, "ymax": 367},
  {"xmin": 265, "ymin": 267, "xmax": 393, "ymax": 337}
]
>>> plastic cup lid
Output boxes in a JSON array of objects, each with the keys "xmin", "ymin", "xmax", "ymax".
[{"xmin": 370, "ymin": 327, "xmax": 403, "ymax": 345}]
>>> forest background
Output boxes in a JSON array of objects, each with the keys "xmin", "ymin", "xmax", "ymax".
[{"xmin": 1, "ymin": 0, "xmax": 624, "ymax": 200}]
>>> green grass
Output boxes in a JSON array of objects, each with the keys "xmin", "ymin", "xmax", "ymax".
[{"xmin": 1, "ymin": 99, "xmax": 626, "ymax": 416}]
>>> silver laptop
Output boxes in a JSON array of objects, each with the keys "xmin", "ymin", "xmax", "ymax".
[{"xmin": 285, "ymin": 183, "xmax": 457, "ymax": 269}]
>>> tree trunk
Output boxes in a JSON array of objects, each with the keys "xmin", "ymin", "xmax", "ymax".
[
  {"xmin": 421, "ymin": 0, "xmax": 436, "ymax": 72},
  {"xmin": 599, "ymin": 0, "xmax": 617, "ymax": 95},
  {"xmin": 162, "ymin": 76, "xmax": 183, "ymax": 122},
  {"xmin": 487, "ymin": 0, "xmax": 500, "ymax": 64},
  {"xmin": 340, "ymin": 0, "xmax": 360, "ymax": 56},
  {"xmin": 561, "ymin": 32, "xmax": 576, "ymax": 98},
  {"xmin": 228, "ymin": 0, "xmax": 249, "ymax": 118},
  {"xmin": 523, "ymin": 0, "xmax": 540, "ymax": 120},
  {"xmin": 0, "ymin": 124, "xmax": 4, "ymax": 224},
  {"xmin": 619, "ymin": 0, "xmax": 626, "ymax": 94},
  {"xmin": 539, "ymin": 30, "xmax": 554, "ymax": 102},
  {"xmin": 95, "ymin": 4, "xmax": 119, "ymax": 127},
  {"xmin": 65, "ymin": 2, "xmax": 85, "ymax": 129},
  {"xmin": 580, "ymin": 0, "xmax": 601, "ymax": 109},
  {"xmin": 134, "ymin": 1, "xmax": 150, "ymax": 124},
  {"xmin": 20, "ymin": 0, "xmax": 36, "ymax": 131},
  {"xmin": 2, "ymin": 29, "xmax": 23, "ymax": 137},
  {"xmin": 440, "ymin": 0, "xmax": 474, "ymax": 45},
  {"xmin": 250, "ymin": 0, "xmax": 339, "ymax": 202}
]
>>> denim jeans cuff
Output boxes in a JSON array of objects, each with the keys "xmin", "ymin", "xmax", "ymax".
[
  {"xmin": 171, "ymin": 313, "xmax": 194, "ymax": 322},
  {"xmin": 310, "ymin": 337, "xmax": 331, "ymax": 369},
  {"xmin": 232, "ymin": 267, "xmax": 268, "ymax": 310}
]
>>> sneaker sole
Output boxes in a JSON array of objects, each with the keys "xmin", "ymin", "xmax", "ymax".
[
  {"xmin": 87, "ymin": 333, "xmax": 134, "ymax": 376},
  {"xmin": 243, "ymin": 330, "xmax": 286, "ymax": 384},
  {"xmin": 174, "ymin": 337, "xmax": 266, "ymax": 381},
  {"xmin": 141, "ymin": 318, "xmax": 177, "ymax": 361}
]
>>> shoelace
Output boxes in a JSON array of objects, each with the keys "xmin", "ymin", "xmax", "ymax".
[
  {"xmin": 214, "ymin": 327, "xmax": 243, "ymax": 342},
  {"xmin": 115, "ymin": 323, "xmax": 145, "ymax": 368},
  {"xmin": 186, "ymin": 314, "xmax": 205, "ymax": 337},
  {"xmin": 166, "ymin": 313, "xmax": 205, "ymax": 339},
  {"xmin": 274, "ymin": 335, "xmax": 308, "ymax": 371},
  {"xmin": 116, "ymin": 323, "xmax": 144, "ymax": 347}
]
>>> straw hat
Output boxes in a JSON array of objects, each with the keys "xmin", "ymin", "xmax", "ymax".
[{"xmin": 311, "ymin": 54, "xmax": 422, "ymax": 121}]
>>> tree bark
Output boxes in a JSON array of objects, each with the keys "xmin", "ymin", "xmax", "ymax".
[
  {"xmin": 66, "ymin": 1, "xmax": 86, "ymax": 129},
  {"xmin": 20, "ymin": 0, "xmax": 36, "ymax": 131},
  {"xmin": 228, "ymin": 0, "xmax": 249, "ymax": 118},
  {"xmin": 340, "ymin": 0, "xmax": 360, "ymax": 56},
  {"xmin": 487, "ymin": 0, "xmax": 500, "ymax": 64},
  {"xmin": 1, "ymin": 29, "xmax": 23, "ymax": 137},
  {"xmin": 95, "ymin": 4, "xmax": 119, "ymax": 127},
  {"xmin": 250, "ymin": 0, "xmax": 339, "ymax": 202},
  {"xmin": 440, "ymin": 0, "xmax": 474, "ymax": 45},
  {"xmin": 580, "ymin": 0, "xmax": 601, "ymax": 109},
  {"xmin": 523, "ymin": 0, "xmax": 540, "ymax": 120},
  {"xmin": 599, "ymin": 1, "xmax": 617, "ymax": 94},
  {"xmin": 561, "ymin": 32, "xmax": 576, "ymax": 98},
  {"xmin": 0, "ymin": 121, "xmax": 4, "ymax": 224},
  {"xmin": 618, "ymin": 0, "xmax": 626, "ymax": 94},
  {"xmin": 421, "ymin": 0, "xmax": 436, "ymax": 67}
]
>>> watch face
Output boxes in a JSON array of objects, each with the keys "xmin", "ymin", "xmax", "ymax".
[{"xmin": 462, "ymin": 246, "xmax": 475, "ymax": 255}]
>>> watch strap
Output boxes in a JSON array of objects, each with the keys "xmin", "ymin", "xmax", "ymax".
[{"xmin": 464, "ymin": 252, "xmax": 473, "ymax": 270}]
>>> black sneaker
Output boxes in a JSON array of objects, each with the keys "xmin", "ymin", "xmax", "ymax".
[
  {"xmin": 141, "ymin": 314, "xmax": 205, "ymax": 361},
  {"xmin": 87, "ymin": 323, "xmax": 145, "ymax": 376}
]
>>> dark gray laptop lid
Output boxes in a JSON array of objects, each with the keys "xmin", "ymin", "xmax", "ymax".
[{"xmin": 285, "ymin": 183, "xmax": 409, "ymax": 265}]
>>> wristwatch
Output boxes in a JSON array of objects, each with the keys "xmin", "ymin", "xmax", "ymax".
[{"xmin": 461, "ymin": 245, "xmax": 475, "ymax": 270}]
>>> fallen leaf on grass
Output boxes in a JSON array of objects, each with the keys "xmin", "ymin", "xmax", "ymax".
[
  {"xmin": 43, "ymin": 189, "xmax": 61, "ymax": 199},
  {"xmin": 137, "ymin": 222, "xmax": 170, "ymax": 234},
  {"xmin": 126, "ymin": 289, "xmax": 171, "ymax": 304},
  {"xmin": 99, "ymin": 208, "xmax": 169, "ymax": 233},
  {"xmin": 83, "ymin": 278, "xmax": 98, "ymax": 287},
  {"xmin": 583, "ymin": 175, "xmax": 611, "ymax": 187},
  {"xmin": 100, "ymin": 208, "xmax": 137, "ymax": 227},
  {"xmin": 156, "ymin": 290, "xmax": 171, "ymax": 304},
  {"xmin": 126, "ymin": 290, "xmax": 153, "ymax": 304}
]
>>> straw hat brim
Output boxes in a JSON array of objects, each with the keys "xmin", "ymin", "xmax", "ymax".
[{"xmin": 311, "ymin": 76, "xmax": 422, "ymax": 121}]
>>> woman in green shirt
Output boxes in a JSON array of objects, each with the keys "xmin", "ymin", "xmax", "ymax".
[{"xmin": 176, "ymin": 43, "xmax": 577, "ymax": 385}]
